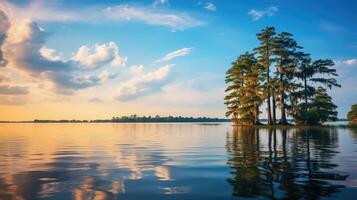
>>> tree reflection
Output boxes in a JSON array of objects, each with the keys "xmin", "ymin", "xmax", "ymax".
[
  {"xmin": 226, "ymin": 126, "xmax": 271, "ymax": 198},
  {"xmin": 350, "ymin": 127, "xmax": 357, "ymax": 141},
  {"xmin": 226, "ymin": 127, "xmax": 349, "ymax": 199}
]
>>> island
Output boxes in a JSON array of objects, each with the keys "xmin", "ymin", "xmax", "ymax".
[
  {"xmin": 348, "ymin": 104, "xmax": 357, "ymax": 124},
  {"xmin": 225, "ymin": 26, "xmax": 340, "ymax": 126}
]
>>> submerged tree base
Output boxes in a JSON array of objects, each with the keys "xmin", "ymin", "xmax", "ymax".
[
  {"xmin": 277, "ymin": 120, "xmax": 292, "ymax": 125},
  {"xmin": 230, "ymin": 120, "xmax": 327, "ymax": 127},
  {"xmin": 232, "ymin": 122, "xmax": 256, "ymax": 126},
  {"xmin": 232, "ymin": 121, "xmax": 264, "ymax": 126}
]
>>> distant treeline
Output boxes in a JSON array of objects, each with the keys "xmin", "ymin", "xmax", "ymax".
[
  {"xmin": 33, "ymin": 115, "xmax": 229, "ymax": 123},
  {"xmin": 33, "ymin": 119, "xmax": 89, "ymax": 123}
]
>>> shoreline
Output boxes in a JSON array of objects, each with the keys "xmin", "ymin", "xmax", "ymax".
[{"xmin": 0, "ymin": 121, "xmax": 356, "ymax": 128}]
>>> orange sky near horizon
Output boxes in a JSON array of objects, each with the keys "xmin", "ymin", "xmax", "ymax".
[{"xmin": 0, "ymin": 101, "xmax": 225, "ymax": 121}]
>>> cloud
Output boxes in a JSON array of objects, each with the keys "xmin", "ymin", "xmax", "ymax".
[
  {"xmin": 0, "ymin": 0, "xmax": 83, "ymax": 23},
  {"xmin": 342, "ymin": 58, "xmax": 357, "ymax": 65},
  {"xmin": 104, "ymin": 5, "xmax": 203, "ymax": 30},
  {"xmin": 1, "ymin": 17, "xmax": 71, "ymax": 74},
  {"xmin": 334, "ymin": 58, "xmax": 357, "ymax": 80},
  {"xmin": 248, "ymin": 6, "xmax": 278, "ymax": 21},
  {"xmin": 98, "ymin": 70, "xmax": 116, "ymax": 81},
  {"xmin": 89, "ymin": 97, "xmax": 102, "ymax": 103},
  {"xmin": 0, "ymin": 10, "xmax": 10, "ymax": 66},
  {"xmin": 0, "ymin": 2, "xmax": 195, "ymax": 105},
  {"xmin": 129, "ymin": 65, "xmax": 144, "ymax": 74},
  {"xmin": 116, "ymin": 64, "xmax": 173, "ymax": 101},
  {"xmin": 0, "ymin": 7, "xmax": 125, "ymax": 96},
  {"xmin": 159, "ymin": 81, "xmax": 224, "ymax": 108},
  {"xmin": 39, "ymin": 46, "xmax": 64, "ymax": 61},
  {"xmin": 153, "ymin": 0, "xmax": 169, "ymax": 7},
  {"xmin": 156, "ymin": 48, "xmax": 192, "ymax": 63},
  {"xmin": 204, "ymin": 2, "xmax": 216, "ymax": 11},
  {"xmin": 331, "ymin": 58, "xmax": 357, "ymax": 117},
  {"xmin": 0, "ymin": 95, "xmax": 27, "ymax": 105},
  {"xmin": 0, "ymin": 74, "xmax": 10, "ymax": 83},
  {"xmin": 0, "ymin": 85, "xmax": 28, "ymax": 95},
  {"xmin": 73, "ymin": 42, "xmax": 126, "ymax": 69},
  {"xmin": 1, "ymin": 1, "xmax": 202, "ymax": 30},
  {"xmin": 0, "ymin": 13, "xmax": 81, "ymax": 94}
]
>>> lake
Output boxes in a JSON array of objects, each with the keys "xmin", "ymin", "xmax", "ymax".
[{"xmin": 0, "ymin": 123, "xmax": 357, "ymax": 199}]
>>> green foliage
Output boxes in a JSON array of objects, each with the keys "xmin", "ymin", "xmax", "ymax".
[
  {"xmin": 225, "ymin": 26, "xmax": 340, "ymax": 126},
  {"xmin": 254, "ymin": 27, "xmax": 277, "ymax": 125},
  {"xmin": 274, "ymin": 32, "xmax": 301, "ymax": 124},
  {"xmin": 225, "ymin": 52, "xmax": 263, "ymax": 125},
  {"xmin": 347, "ymin": 104, "xmax": 357, "ymax": 124},
  {"xmin": 294, "ymin": 87, "xmax": 338, "ymax": 125}
]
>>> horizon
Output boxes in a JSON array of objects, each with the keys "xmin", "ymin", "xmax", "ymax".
[
  {"xmin": 0, "ymin": 115, "xmax": 231, "ymax": 122},
  {"xmin": 0, "ymin": 0, "xmax": 357, "ymax": 121}
]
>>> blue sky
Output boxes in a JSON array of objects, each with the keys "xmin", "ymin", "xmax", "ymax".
[{"xmin": 0, "ymin": 0, "xmax": 356, "ymax": 120}]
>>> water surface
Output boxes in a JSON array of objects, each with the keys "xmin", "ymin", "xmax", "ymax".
[{"xmin": 0, "ymin": 123, "xmax": 356, "ymax": 199}]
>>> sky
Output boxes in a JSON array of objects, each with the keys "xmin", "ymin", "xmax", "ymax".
[{"xmin": 0, "ymin": 0, "xmax": 356, "ymax": 121}]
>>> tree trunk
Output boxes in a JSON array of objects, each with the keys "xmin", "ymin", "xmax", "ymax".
[
  {"xmin": 267, "ymin": 96, "xmax": 272, "ymax": 125},
  {"xmin": 254, "ymin": 103, "xmax": 260, "ymax": 124},
  {"xmin": 272, "ymin": 91, "xmax": 276, "ymax": 125},
  {"xmin": 254, "ymin": 104, "xmax": 257, "ymax": 124},
  {"xmin": 266, "ymin": 68, "xmax": 273, "ymax": 125},
  {"xmin": 280, "ymin": 91, "xmax": 288, "ymax": 124},
  {"xmin": 304, "ymin": 76, "xmax": 308, "ymax": 124},
  {"xmin": 280, "ymin": 75, "xmax": 288, "ymax": 125}
]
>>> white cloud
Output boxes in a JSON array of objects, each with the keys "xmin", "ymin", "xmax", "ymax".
[
  {"xmin": 331, "ymin": 58, "xmax": 357, "ymax": 117},
  {"xmin": 248, "ymin": 6, "xmax": 278, "ymax": 21},
  {"xmin": 0, "ymin": 13, "xmax": 91, "ymax": 95},
  {"xmin": 116, "ymin": 64, "xmax": 174, "ymax": 101},
  {"xmin": 0, "ymin": 3, "xmax": 198, "ymax": 105},
  {"xmin": 156, "ymin": 48, "xmax": 192, "ymax": 63},
  {"xmin": 0, "ymin": 0, "xmax": 88, "ymax": 22},
  {"xmin": 98, "ymin": 70, "xmax": 116, "ymax": 81},
  {"xmin": 40, "ymin": 46, "xmax": 63, "ymax": 61},
  {"xmin": 104, "ymin": 5, "xmax": 203, "ymax": 30},
  {"xmin": 153, "ymin": 0, "xmax": 169, "ymax": 7},
  {"xmin": 204, "ymin": 2, "xmax": 216, "ymax": 11},
  {"xmin": 1, "ymin": 16, "xmax": 71, "ymax": 74},
  {"xmin": 343, "ymin": 58, "xmax": 357, "ymax": 65},
  {"xmin": 129, "ymin": 65, "xmax": 144, "ymax": 74},
  {"xmin": 1, "ymin": 1, "xmax": 202, "ymax": 30},
  {"xmin": 0, "ymin": 7, "xmax": 126, "ymax": 96},
  {"xmin": 159, "ymin": 82, "xmax": 223, "ymax": 107},
  {"xmin": 73, "ymin": 42, "xmax": 126, "ymax": 69},
  {"xmin": 334, "ymin": 58, "xmax": 357, "ymax": 67}
]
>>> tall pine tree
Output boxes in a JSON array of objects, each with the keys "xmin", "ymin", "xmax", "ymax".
[
  {"xmin": 254, "ymin": 27, "xmax": 277, "ymax": 125},
  {"xmin": 225, "ymin": 53, "xmax": 263, "ymax": 125}
]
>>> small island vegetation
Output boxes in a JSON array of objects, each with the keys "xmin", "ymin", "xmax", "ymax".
[
  {"xmin": 225, "ymin": 26, "xmax": 340, "ymax": 126},
  {"xmin": 347, "ymin": 104, "xmax": 357, "ymax": 124}
]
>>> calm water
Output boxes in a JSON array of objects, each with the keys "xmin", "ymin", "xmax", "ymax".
[{"xmin": 0, "ymin": 123, "xmax": 357, "ymax": 199}]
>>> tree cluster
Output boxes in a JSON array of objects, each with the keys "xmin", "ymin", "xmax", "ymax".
[
  {"xmin": 111, "ymin": 115, "xmax": 228, "ymax": 123},
  {"xmin": 34, "ymin": 116, "xmax": 229, "ymax": 123},
  {"xmin": 347, "ymin": 104, "xmax": 357, "ymax": 124},
  {"xmin": 225, "ymin": 27, "xmax": 340, "ymax": 125}
]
